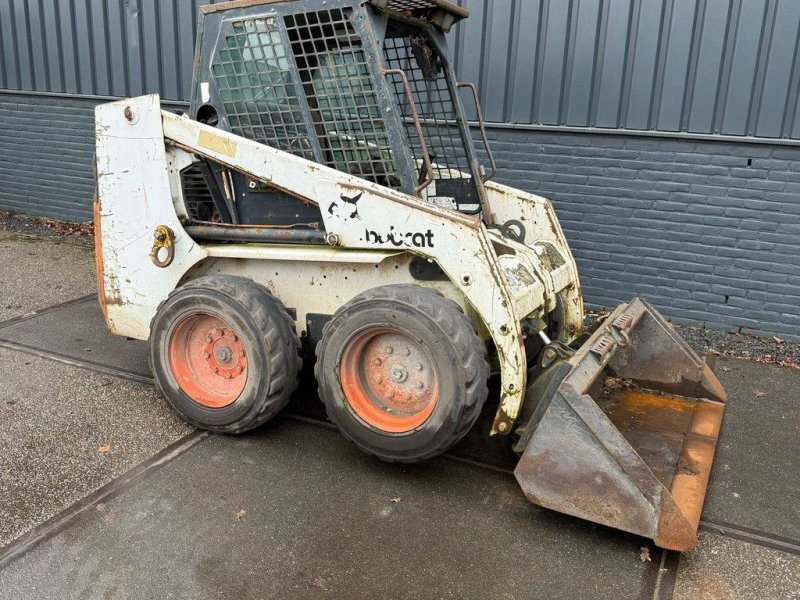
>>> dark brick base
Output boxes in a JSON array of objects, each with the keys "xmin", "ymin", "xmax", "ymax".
[
  {"xmin": 0, "ymin": 94, "xmax": 97, "ymax": 221},
  {"xmin": 475, "ymin": 128, "xmax": 800, "ymax": 338},
  {"xmin": 1, "ymin": 92, "xmax": 797, "ymax": 338}
]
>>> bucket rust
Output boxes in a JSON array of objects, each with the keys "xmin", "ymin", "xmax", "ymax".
[{"xmin": 514, "ymin": 298, "xmax": 727, "ymax": 552}]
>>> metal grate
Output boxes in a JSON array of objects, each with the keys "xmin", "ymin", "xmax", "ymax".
[
  {"xmin": 212, "ymin": 17, "xmax": 315, "ymax": 160},
  {"xmin": 285, "ymin": 8, "xmax": 400, "ymax": 188},
  {"xmin": 180, "ymin": 164, "xmax": 219, "ymax": 222},
  {"xmin": 385, "ymin": 0, "xmax": 445, "ymax": 11},
  {"xmin": 383, "ymin": 33, "xmax": 472, "ymax": 182}
]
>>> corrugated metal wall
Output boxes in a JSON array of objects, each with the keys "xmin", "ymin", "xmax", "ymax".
[
  {"xmin": 454, "ymin": 0, "xmax": 800, "ymax": 138},
  {"xmin": 1, "ymin": 0, "xmax": 799, "ymax": 140},
  {"xmin": 0, "ymin": 0, "xmax": 217, "ymax": 102}
]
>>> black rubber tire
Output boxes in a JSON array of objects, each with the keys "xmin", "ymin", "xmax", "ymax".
[
  {"xmin": 315, "ymin": 284, "xmax": 489, "ymax": 462},
  {"xmin": 149, "ymin": 275, "xmax": 300, "ymax": 433}
]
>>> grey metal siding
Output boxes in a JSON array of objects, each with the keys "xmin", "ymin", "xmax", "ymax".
[
  {"xmin": 451, "ymin": 0, "xmax": 800, "ymax": 139},
  {"xmin": 0, "ymin": 0, "xmax": 213, "ymax": 101},
  {"xmin": 0, "ymin": 1, "xmax": 798, "ymax": 338},
  {"xmin": 1, "ymin": 0, "xmax": 799, "ymax": 141}
]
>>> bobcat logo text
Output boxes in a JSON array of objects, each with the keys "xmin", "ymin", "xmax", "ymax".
[{"xmin": 363, "ymin": 226, "xmax": 435, "ymax": 249}]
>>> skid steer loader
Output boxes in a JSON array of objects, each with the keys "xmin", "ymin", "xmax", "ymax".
[{"xmin": 94, "ymin": 0, "xmax": 727, "ymax": 551}]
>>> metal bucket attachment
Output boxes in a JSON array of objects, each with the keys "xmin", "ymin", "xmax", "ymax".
[{"xmin": 514, "ymin": 298, "xmax": 726, "ymax": 551}]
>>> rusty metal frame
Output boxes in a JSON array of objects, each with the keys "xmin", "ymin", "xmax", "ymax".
[
  {"xmin": 458, "ymin": 81, "xmax": 497, "ymax": 182},
  {"xmin": 381, "ymin": 67, "xmax": 434, "ymax": 195}
]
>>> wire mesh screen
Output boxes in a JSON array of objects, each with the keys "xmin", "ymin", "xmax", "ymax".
[
  {"xmin": 383, "ymin": 34, "xmax": 471, "ymax": 181},
  {"xmin": 212, "ymin": 18, "xmax": 316, "ymax": 160},
  {"xmin": 385, "ymin": 0, "xmax": 447, "ymax": 13},
  {"xmin": 285, "ymin": 9, "xmax": 400, "ymax": 189}
]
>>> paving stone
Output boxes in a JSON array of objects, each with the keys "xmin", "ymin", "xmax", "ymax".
[
  {"xmin": 0, "ymin": 232, "xmax": 94, "ymax": 323},
  {"xmin": 0, "ymin": 348, "xmax": 191, "ymax": 547},
  {"xmin": 674, "ymin": 532, "xmax": 800, "ymax": 600}
]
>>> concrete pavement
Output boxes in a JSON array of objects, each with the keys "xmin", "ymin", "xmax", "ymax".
[
  {"xmin": 0, "ymin": 348, "xmax": 191, "ymax": 547},
  {"xmin": 0, "ymin": 231, "xmax": 94, "ymax": 322},
  {"xmin": 0, "ymin": 421, "xmax": 654, "ymax": 599}
]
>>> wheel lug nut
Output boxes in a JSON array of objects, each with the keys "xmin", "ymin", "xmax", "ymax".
[
  {"xmin": 404, "ymin": 347, "xmax": 411, "ymax": 356},
  {"xmin": 417, "ymin": 381, "xmax": 424, "ymax": 389},
  {"xmin": 204, "ymin": 352, "xmax": 211, "ymax": 359},
  {"xmin": 374, "ymin": 358, "xmax": 382, "ymax": 366},
  {"xmin": 385, "ymin": 346, "xmax": 393, "ymax": 354},
  {"xmin": 238, "ymin": 366, "xmax": 244, "ymax": 373},
  {"xmin": 214, "ymin": 367, "xmax": 220, "ymax": 374},
  {"xmin": 374, "ymin": 375, "xmax": 382, "ymax": 383},
  {"xmin": 416, "ymin": 363, "xmax": 423, "ymax": 371}
]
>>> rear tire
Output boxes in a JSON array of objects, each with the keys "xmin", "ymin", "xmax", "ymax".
[
  {"xmin": 150, "ymin": 275, "xmax": 300, "ymax": 433},
  {"xmin": 315, "ymin": 285, "xmax": 489, "ymax": 462}
]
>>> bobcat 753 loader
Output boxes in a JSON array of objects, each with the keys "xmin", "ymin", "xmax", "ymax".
[{"xmin": 94, "ymin": 0, "xmax": 727, "ymax": 551}]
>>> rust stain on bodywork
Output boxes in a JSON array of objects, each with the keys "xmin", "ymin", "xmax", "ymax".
[
  {"xmin": 93, "ymin": 200, "xmax": 112, "ymax": 315},
  {"xmin": 94, "ymin": 200, "xmax": 124, "ymax": 309}
]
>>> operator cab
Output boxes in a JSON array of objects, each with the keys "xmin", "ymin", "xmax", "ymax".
[{"xmin": 184, "ymin": 0, "xmax": 494, "ymax": 233}]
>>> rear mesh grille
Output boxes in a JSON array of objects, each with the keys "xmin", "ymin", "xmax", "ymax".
[
  {"xmin": 180, "ymin": 164, "xmax": 217, "ymax": 222},
  {"xmin": 385, "ymin": 0, "xmax": 445, "ymax": 12},
  {"xmin": 384, "ymin": 34, "xmax": 470, "ymax": 178}
]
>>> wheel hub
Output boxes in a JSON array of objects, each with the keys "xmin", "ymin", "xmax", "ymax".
[
  {"xmin": 339, "ymin": 328, "xmax": 439, "ymax": 433},
  {"xmin": 389, "ymin": 365, "xmax": 408, "ymax": 383},
  {"xmin": 168, "ymin": 314, "xmax": 248, "ymax": 408},
  {"xmin": 203, "ymin": 327, "xmax": 246, "ymax": 380}
]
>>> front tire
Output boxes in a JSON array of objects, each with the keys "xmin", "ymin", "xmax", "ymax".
[
  {"xmin": 150, "ymin": 275, "xmax": 300, "ymax": 433},
  {"xmin": 315, "ymin": 285, "xmax": 489, "ymax": 462}
]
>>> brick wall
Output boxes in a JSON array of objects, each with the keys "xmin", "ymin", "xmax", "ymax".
[
  {"xmin": 0, "ymin": 94, "xmax": 97, "ymax": 221},
  {"xmin": 1, "ymin": 92, "xmax": 798, "ymax": 338}
]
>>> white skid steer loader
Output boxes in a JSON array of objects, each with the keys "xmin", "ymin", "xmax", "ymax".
[{"xmin": 94, "ymin": 0, "xmax": 727, "ymax": 551}]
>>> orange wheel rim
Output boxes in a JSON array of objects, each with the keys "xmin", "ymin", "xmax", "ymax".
[
  {"xmin": 339, "ymin": 328, "xmax": 439, "ymax": 433},
  {"xmin": 167, "ymin": 313, "xmax": 248, "ymax": 408}
]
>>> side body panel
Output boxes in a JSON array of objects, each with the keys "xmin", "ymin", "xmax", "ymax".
[{"xmin": 189, "ymin": 248, "xmax": 473, "ymax": 343}]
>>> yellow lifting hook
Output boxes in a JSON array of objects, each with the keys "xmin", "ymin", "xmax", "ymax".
[{"xmin": 150, "ymin": 225, "xmax": 175, "ymax": 268}]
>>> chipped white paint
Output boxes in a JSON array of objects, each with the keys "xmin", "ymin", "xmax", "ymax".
[
  {"xmin": 95, "ymin": 96, "xmax": 207, "ymax": 339},
  {"xmin": 485, "ymin": 181, "xmax": 584, "ymax": 338},
  {"xmin": 192, "ymin": 253, "xmax": 469, "ymax": 337}
]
